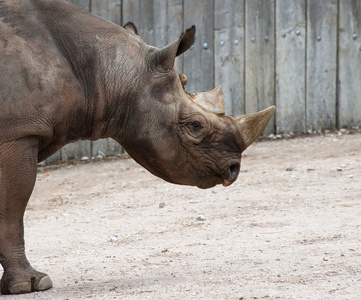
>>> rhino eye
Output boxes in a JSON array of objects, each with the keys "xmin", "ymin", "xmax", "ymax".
[
  {"xmin": 192, "ymin": 121, "xmax": 203, "ymax": 131},
  {"xmin": 179, "ymin": 114, "xmax": 208, "ymax": 144}
]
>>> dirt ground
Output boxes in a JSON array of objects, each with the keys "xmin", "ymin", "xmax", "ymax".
[{"xmin": 2, "ymin": 132, "xmax": 361, "ymax": 299}]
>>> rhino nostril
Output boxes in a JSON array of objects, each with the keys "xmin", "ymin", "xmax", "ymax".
[
  {"xmin": 229, "ymin": 163, "xmax": 240, "ymax": 180},
  {"xmin": 222, "ymin": 162, "xmax": 241, "ymax": 187}
]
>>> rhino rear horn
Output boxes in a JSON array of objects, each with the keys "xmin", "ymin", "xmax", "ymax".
[
  {"xmin": 191, "ymin": 86, "xmax": 225, "ymax": 115},
  {"xmin": 234, "ymin": 106, "xmax": 275, "ymax": 151},
  {"xmin": 151, "ymin": 25, "xmax": 196, "ymax": 70}
]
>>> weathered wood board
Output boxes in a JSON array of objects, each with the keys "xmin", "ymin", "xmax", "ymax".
[
  {"xmin": 122, "ymin": 0, "xmax": 154, "ymax": 45},
  {"xmin": 168, "ymin": 0, "xmax": 185, "ymax": 72},
  {"xmin": 91, "ymin": 0, "xmax": 122, "ymax": 25},
  {"xmin": 275, "ymin": 0, "xmax": 306, "ymax": 134},
  {"xmin": 92, "ymin": 138, "xmax": 123, "ymax": 158},
  {"xmin": 306, "ymin": 0, "xmax": 337, "ymax": 131},
  {"xmin": 152, "ymin": 0, "xmax": 168, "ymax": 48},
  {"xmin": 183, "ymin": 0, "xmax": 214, "ymax": 94},
  {"xmin": 61, "ymin": 141, "xmax": 92, "ymax": 160},
  {"xmin": 152, "ymin": 0, "xmax": 184, "ymax": 70},
  {"xmin": 214, "ymin": 0, "xmax": 245, "ymax": 116},
  {"xmin": 338, "ymin": 0, "xmax": 361, "ymax": 128},
  {"xmin": 69, "ymin": 0, "xmax": 90, "ymax": 10},
  {"xmin": 245, "ymin": 0, "xmax": 275, "ymax": 134}
]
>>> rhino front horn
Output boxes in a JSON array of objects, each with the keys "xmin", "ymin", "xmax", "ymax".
[{"xmin": 234, "ymin": 106, "xmax": 275, "ymax": 151}]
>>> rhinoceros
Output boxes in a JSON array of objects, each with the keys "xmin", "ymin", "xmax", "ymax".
[{"xmin": 0, "ymin": 0, "xmax": 274, "ymax": 294}]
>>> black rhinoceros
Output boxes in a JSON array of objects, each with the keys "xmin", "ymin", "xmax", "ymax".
[{"xmin": 0, "ymin": 0, "xmax": 274, "ymax": 294}]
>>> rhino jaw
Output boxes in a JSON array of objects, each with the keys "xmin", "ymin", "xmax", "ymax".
[{"xmin": 234, "ymin": 106, "xmax": 275, "ymax": 152}]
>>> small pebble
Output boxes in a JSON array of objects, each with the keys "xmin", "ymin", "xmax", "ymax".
[
  {"xmin": 96, "ymin": 151, "xmax": 105, "ymax": 160},
  {"xmin": 110, "ymin": 236, "xmax": 118, "ymax": 242},
  {"xmin": 197, "ymin": 215, "xmax": 206, "ymax": 221},
  {"xmin": 159, "ymin": 202, "xmax": 166, "ymax": 208}
]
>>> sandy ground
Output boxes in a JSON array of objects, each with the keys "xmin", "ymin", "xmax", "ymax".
[{"xmin": 1, "ymin": 132, "xmax": 361, "ymax": 299}]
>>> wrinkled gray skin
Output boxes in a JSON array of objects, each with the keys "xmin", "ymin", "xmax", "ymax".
[{"xmin": 0, "ymin": 0, "xmax": 274, "ymax": 294}]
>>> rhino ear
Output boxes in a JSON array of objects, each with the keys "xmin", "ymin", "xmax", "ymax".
[
  {"xmin": 152, "ymin": 25, "xmax": 196, "ymax": 70},
  {"xmin": 123, "ymin": 22, "xmax": 138, "ymax": 35},
  {"xmin": 176, "ymin": 25, "xmax": 196, "ymax": 56}
]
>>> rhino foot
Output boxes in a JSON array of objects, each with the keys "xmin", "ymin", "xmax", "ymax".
[{"xmin": 1, "ymin": 269, "xmax": 52, "ymax": 294}]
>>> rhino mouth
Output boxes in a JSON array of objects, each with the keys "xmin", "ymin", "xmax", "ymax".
[{"xmin": 196, "ymin": 161, "xmax": 240, "ymax": 189}]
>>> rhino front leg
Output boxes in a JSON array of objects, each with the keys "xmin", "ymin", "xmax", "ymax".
[{"xmin": 0, "ymin": 137, "xmax": 52, "ymax": 294}]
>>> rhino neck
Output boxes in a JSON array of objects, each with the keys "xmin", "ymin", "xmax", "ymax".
[{"xmin": 33, "ymin": 0, "xmax": 140, "ymax": 142}]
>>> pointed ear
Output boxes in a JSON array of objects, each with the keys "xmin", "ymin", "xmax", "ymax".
[
  {"xmin": 176, "ymin": 25, "xmax": 196, "ymax": 56},
  {"xmin": 123, "ymin": 22, "xmax": 138, "ymax": 35},
  {"xmin": 152, "ymin": 25, "xmax": 196, "ymax": 70}
]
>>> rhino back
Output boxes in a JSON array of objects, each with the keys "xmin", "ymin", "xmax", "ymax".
[
  {"xmin": 0, "ymin": 0, "xmax": 85, "ymax": 146},
  {"xmin": 1, "ymin": 0, "xmax": 148, "ymax": 161}
]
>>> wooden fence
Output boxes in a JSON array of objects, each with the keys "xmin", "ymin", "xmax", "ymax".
[{"xmin": 47, "ymin": 0, "xmax": 361, "ymax": 162}]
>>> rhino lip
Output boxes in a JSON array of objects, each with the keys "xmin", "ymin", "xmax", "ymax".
[
  {"xmin": 221, "ymin": 162, "xmax": 240, "ymax": 187},
  {"xmin": 222, "ymin": 180, "xmax": 231, "ymax": 187},
  {"xmin": 196, "ymin": 162, "xmax": 240, "ymax": 189}
]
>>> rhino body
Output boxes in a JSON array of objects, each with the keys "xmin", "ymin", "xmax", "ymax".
[{"xmin": 0, "ymin": 0, "xmax": 274, "ymax": 294}]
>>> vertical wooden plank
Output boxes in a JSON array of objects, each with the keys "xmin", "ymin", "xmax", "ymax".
[
  {"xmin": 91, "ymin": 0, "xmax": 122, "ymax": 25},
  {"xmin": 306, "ymin": 0, "xmax": 337, "ymax": 131},
  {"xmin": 167, "ymin": 0, "xmax": 184, "ymax": 72},
  {"xmin": 92, "ymin": 137, "xmax": 123, "ymax": 159},
  {"xmin": 122, "ymin": 0, "xmax": 183, "ymax": 85},
  {"xmin": 123, "ymin": 0, "xmax": 154, "ymax": 45},
  {"xmin": 275, "ymin": 0, "xmax": 306, "ymax": 134},
  {"xmin": 92, "ymin": 138, "xmax": 123, "ymax": 158},
  {"xmin": 245, "ymin": 0, "xmax": 275, "ymax": 134},
  {"xmin": 153, "ymin": 0, "xmax": 181, "ymax": 72},
  {"xmin": 153, "ymin": 0, "xmax": 168, "ymax": 48},
  {"xmin": 68, "ymin": 0, "xmax": 90, "ymax": 10},
  {"xmin": 152, "ymin": 0, "xmax": 184, "ymax": 71},
  {"xmin": 139, "ymin": 1, "xmax": 154, "ymax": 45},
  {"xmin": 338, "ymin": 0, "xmax": 361, "ymax": 128},
  {"xmin": 44, "ymin": 151, "xmax": 61, "ymax": 164},
  {"xmin": 214, "ymin": 0, "xmax": 245, "ymax": 116},
  {"xmin": 122, "ymin": 0, "xmax": 141, "ymax": 28},
  {"xmin": 62, "ymin": 141, "xmax": 92, "ymax": 160},
  {"xmin": 183, "ymin": 0, "xmax": 214, "ymax": 94}
]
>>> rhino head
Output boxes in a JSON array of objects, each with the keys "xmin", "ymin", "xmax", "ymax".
[{"xmin": 118, "ymin": 24, "xmax": 274, "ymax": 189}]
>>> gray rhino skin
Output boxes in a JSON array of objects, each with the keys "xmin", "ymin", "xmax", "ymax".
[{"xmin": 0, "ymin": 0, "xmax": 275, "ymax": 294}]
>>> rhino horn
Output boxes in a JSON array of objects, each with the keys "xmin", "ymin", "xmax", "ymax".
[
  {"xmin": 234, "ymin": 106, "xmax": 275, "ymax": 151},
  {"xmin": 151, "ymin": 25, "xmax": 196, "ymax": 70},
  {"xmin": 191, "ymin": 86, "xmax": 225, "ymax": 115}
]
